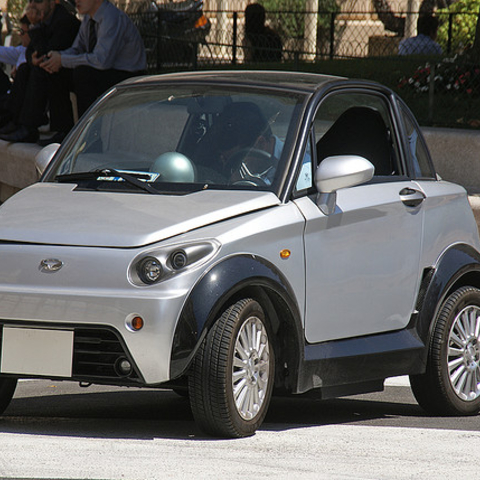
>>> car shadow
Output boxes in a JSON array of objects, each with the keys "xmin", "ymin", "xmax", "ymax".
[
  {"xmin": 0, "ymin": 386, "xmax": 431, "ymax": 441},
  {"xmin": 264, "ymin": 391, "xmax": 424, "ymax": 432}
]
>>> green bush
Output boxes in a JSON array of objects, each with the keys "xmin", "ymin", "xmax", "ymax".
[
  {"xmin": 437, "ymin": 0, "xmax": 479, "ymax": 54},
  {"xmin": 259, "ymin": 0, "xmax": 305, "ymax": 38},
  {"xmin": 259, "ymin": 0, "xmax": 339, "ymax": 39},
  {"xmin": 206, "ymin": 56, "xmax": 480, "ymax": 128}
]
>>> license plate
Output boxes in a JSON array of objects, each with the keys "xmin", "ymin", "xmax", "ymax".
[{"xmin": 1, "ymin": 327, "xmax": 74, "ymax": 377}]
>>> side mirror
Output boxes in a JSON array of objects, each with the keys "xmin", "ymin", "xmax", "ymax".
[
  {"xmin": 35, "ymin": 143, "xmax": 60, "ymax": 176},
  {"xmin": 315, "ymin": 155, "xmax": 374, "ymax": 215}
]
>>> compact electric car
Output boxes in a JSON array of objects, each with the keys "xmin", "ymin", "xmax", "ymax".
[{"xmin": 0, "ymin": 71, "xmax": 480, "ymax": 438}]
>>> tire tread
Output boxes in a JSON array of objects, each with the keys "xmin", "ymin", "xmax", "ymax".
[
  {"xmin": 411, "ymin": 286, "xmax": 480, "ymax": 416},
  {"xmin": 189, "ymin": 298, "xmax": 273, "ymax": 437}
]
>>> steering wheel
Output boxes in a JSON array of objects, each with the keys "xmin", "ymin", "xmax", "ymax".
[{"xmin": 226, "ymin": 148, "xmax": 273, "ymax": 187}]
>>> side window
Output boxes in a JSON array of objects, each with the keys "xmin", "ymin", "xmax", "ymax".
[
  {"xmin": 295, "ymin": 135, "xmax": 313, "ymax": 191},
  {"xmin": 399, "ymin": 104, "xmax": 435, "ymax": 179},
  {"xmin": 314, "ymin": 92, "xmax": 401, "ymax": 178}
]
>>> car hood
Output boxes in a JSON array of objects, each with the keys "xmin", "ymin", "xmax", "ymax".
[{"xmin": 0, "ymin": 183, "xmax": 280, "ymax": 247}]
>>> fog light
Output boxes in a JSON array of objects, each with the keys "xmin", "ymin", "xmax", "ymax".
[
  {"xmin": 116, "ymin": 358, "xmax": 132, "ymax": 376},
  {"xmin": 137, "ymin": 256, "xmax": 162, "ymax": 284}
]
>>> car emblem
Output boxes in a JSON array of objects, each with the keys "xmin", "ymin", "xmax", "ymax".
[{"xmin": 39, "ymin": 258, "xmax": 64, "ymax": 273}]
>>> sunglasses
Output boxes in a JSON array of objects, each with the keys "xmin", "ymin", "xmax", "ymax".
[{"xmin": 29, "ymin": 0, "xmax": 46, "ymax": 4}]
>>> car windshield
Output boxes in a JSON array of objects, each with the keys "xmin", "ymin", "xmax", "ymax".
[{"xmin": 45, "ymin": 84, "xmax": 306, "ymax": 194}]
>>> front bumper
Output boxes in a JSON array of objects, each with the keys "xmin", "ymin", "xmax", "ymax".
[
  {"xmin": 0, "ymin": 322, "xmax": 145, "ymax": 386},
  {"xmin": 0, "ymin": 243, "xmax": 197, "ymax": 385}
]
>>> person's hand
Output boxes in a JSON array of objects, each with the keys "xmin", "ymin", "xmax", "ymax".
[
  {"xmin": 31, "ymin": 50, "xmax": 45, "ymax": 67},
  {"xmin": 40, "ymin": 51, "xmax": 62, "ymax": 74}
]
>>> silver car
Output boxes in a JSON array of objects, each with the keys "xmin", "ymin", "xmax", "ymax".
[{"xmin": 1, "ymin": 71, "xmax": 480, "ymax": 438}]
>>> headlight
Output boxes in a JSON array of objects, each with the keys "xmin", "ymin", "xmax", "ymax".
[
  {"xmin": 137, "ymin": 256, "xmax": 163, "ymax": 284},
  {"xmin": 130, "ymin": 240, "xmax": 221, "ymax": 287},
  {"xmin": 170, "ymin": 250, "xmax": 188, "ymax": 270}
]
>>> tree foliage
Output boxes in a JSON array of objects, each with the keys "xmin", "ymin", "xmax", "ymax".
[
  {"xmin": 6, "ymin": 0, "xmax": 27, "ymax": 30},
  {"xmin": 473, "ymin": 12, "xmax": 480, "ymax": 62},
  {"xmin": 372, "ymin": 0, "xmax": 455, "ymax": 36},
  {"xmin": 437, "ymin": 0, "xmax": 480, "ymax": 53},
  {"xmin": 258, "ymin": 0, "xmax": 338, "ymax": 38}
]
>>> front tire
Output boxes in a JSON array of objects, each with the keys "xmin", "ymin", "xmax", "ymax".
[
  {"xmin": 411, "ymin": 286, "xmax": 480, "ymax": 415},
  {"xmin": 189, "ymin": 298, "xmax": 274, "ymax": 438}
]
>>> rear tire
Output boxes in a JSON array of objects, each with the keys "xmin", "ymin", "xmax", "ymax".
[
  {"xmin": 189, "ymin": 298, "xmax": 274, "ymax": 438},
  {"xmin": 0, "ymin": 377, "xmax": 17, "ymax": 414},
  {"xmin": 411, "ymin": 286, "xmax": 480, "ymax": 415}
]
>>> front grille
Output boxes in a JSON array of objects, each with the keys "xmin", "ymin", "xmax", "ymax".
[
  {"xmin": 0, "ymin": 323, "xmax": 144, "ymax": 386},
  {"xmin": 73, "ymin": 328, "xmax": 141, "ymax": 383}
]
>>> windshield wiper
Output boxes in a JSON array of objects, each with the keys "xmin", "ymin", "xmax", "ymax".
[{"xmin": 55, "ymin": 169, "xmax": 158, "ymax": 194}]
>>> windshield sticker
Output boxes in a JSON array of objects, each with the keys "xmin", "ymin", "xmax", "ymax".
[{"xmin": 97, "ymin": 171, "xmax": 160, "ymax": 183}]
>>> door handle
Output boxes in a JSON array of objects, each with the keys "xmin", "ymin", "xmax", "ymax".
[{"xmin": 399, "ymin": 187, "xmax": 426, "ymax": 207}]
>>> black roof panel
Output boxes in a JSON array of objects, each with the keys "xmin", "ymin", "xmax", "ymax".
[{"xmin": 124, "ymin": 70, "xmax": 345, "ymax": 93}]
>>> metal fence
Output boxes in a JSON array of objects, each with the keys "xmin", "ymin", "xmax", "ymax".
[
  {"xmin": 129, "ymin": 8, "xmax": 480, "ymax": 69},
  {"xmin": 127, "ymin": 6, "xmax": 480, "ymax": 128}
]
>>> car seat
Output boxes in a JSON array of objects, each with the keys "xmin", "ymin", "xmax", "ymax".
[{"xmin": 316, "ymin": 106, "xmax": 394, "ymax": 176}]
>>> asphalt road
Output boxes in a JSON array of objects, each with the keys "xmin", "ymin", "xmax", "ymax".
[{"xmin": 0, "ymin": 377, "xmax": 479, "ymax": 480}]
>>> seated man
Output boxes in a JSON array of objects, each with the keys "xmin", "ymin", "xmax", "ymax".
[
  {"xmin": 244, "ymin": 3, "xmax": 282, "ymax": 63},
  {"xmin": 217, "ymin": 102, "xmax": 315, "ymax": 188},
  {"xmin": 195, "ymin": 101, "xmax": 312, "ymax": 187},
  {"xmin": 398, "ymin": 15, "xmax": 442, "ymax": 56},
  {"xmin": 197, "ymin": 102, "xmax": 281, "ymax": 185},
  {"xmin": 0, "ymin": 0, "xmax": 80, "ymax": 144},
  {"xmin": 0, "ymin": 15, "xmax": 30, "ymax": 90},
  {"xmin": 0, "ymin": 14, "xmax": 31, "ymax": 126},
  {"xmin": 41, "ymin": 0, "xmax": 147, "ymax": 123}
]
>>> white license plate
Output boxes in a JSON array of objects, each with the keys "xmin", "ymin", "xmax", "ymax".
[{"xmin": 1, "ymin": 327, "xmax": 74, "ymax": 377}]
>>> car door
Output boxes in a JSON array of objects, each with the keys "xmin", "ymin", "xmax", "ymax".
[{"xmin": 293, "ymin": 90, "xmax": 426, "ymax": 343}]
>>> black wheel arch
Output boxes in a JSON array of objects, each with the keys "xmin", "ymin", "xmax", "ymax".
[
  {"xmin": 170, "ymin": 254, "xmax": 304, "ymax": 390},
  {"xmin": 416, "ymin": 243, "xmax": 480, "ymax": 360}
]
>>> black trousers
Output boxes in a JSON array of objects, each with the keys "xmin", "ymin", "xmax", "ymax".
[
  {"xmin": 0, "ymin": 70, "xmax": 11, "ymax": 97},
  {"xmin": 73, "ymin": 66, "xmax": 144, "ymax": 117},
  {"xmin": 5, "ymin": 63, "xmax": 30, "ymax": 123},
  {"xmin": 19, "ymin": 65, "xmax": 74, "ymax": 132}
]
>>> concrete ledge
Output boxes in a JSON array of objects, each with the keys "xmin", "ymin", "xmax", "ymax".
[
  {"xmin": 0, "ymin": 140, "xmax": 41, "ymax": 202},
  {"xmin": 0, "ymin": 125, "xmax": 478, "ymax": 222},
  {"xmin": 422, "ymin": 126, "xmax": 480, "ymax": 195},
  {"xmin": 468, "ymin": 195, "xmax": 480, "ymax": 230}
]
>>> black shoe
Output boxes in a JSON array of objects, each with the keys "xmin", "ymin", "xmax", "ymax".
[
  {"xmin": 37, "ymin": 131, "xmax": 67, "ymax": 147},
  {"xmin": 0, "ymin": 125, "xmax": 39, "ymax": 143},
  {"xmin": 0, "ymin": 121, "xmax": 18, "ymax": 135}
]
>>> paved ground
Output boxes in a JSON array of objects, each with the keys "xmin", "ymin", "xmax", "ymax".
[{"xmin": 0, "ymin": 377, "xmax": 478, "ymax": 480}]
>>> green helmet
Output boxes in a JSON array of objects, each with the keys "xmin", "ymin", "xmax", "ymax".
[{"xmin": 150, "ymin": 152, "xmax": 196, "ymax": 182}]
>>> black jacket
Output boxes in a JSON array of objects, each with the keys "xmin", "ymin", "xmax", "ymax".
[{"xmin": 27, "ymin": 4, "xmax": 80, "ymax": 62}]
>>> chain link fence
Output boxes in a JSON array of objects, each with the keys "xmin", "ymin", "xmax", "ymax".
[
  {"xmin": 124, "ymin": 2, "xmax": 480, "ymax": 128},
  {"xmin": 128, "ymin": 7, "xmax": 479, "ymax": 65}
]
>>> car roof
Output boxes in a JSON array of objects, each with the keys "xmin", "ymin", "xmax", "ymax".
[{"xmin": 122, "ymin": 70, "xmax": 347, "ymax": 94}]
